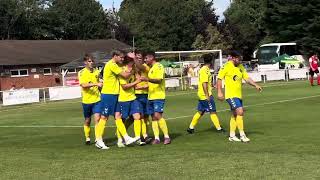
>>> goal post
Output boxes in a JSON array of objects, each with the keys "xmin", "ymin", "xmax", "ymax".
[{"xmin": 155, "ymin": 49, "xmax": 223, "ymax": 90}]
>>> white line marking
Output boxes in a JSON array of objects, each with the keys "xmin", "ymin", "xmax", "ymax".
[
  {"xmin": 1, "ymin": 93, "xmax": 319, "ymax": 128},
  {"xmin": 167, "ymin": 94, "xmax": 320, "ymax": 120},
  {"xmin": 166, "ymin": 81, "xmax": 306, "ymax": 97}
]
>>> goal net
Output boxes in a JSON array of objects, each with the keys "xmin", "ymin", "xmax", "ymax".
[{"xmin": 155, "ymin": 49, "xmax": 223, "ymax": 90}]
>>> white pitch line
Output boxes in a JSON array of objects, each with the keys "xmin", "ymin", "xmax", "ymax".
[
  {"xmin": 166, "ymin": 81, "xmax": 306, "ymax": 97},
  {"xmin": 166, "ymin": 94, "xmax": 320, "ymax": 120},
  {"xmin": 0, "ymin": 93, "xmax": 319, "ymax": 128}
]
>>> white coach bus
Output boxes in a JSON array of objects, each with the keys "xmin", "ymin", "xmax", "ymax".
[{"xmin": 253, "ymin": 43, "xmax": 306, "ymax": 70}]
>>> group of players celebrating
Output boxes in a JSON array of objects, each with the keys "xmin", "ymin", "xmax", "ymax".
[
  {"xmin": 79, "ymin": 50, "xmax": 262, "ymax": 150},
  {"xmin": 79, "ymin": 50, "xmax": 170, "ymax": 149}
]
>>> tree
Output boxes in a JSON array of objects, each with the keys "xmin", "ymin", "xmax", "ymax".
[
  {"xmin": 106, "ymin": 7, "xmax": 133, "ymax": 44},
  {"xmin": 223, "ymin": 0, "xmax": 267, "ymax": 60},
  {"xmin": 192, "ymin": 24, "xmax": 231, "ymax": 50},
  {"xmin": 0, "ymin": 0, "xmax": 54, "ymax": 40},
  {"xmin": 119, "ymin": 0, "xmax": 219, "ymax": 51},
  {"xmin": 263, "ymin": 0, "xmax": 320, "ymax": 55},
  {"xmin": 48, "ymin": 0, "xmax": 110, "ymax": 39}
]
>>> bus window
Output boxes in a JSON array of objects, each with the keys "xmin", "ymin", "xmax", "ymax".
[
  {"xmin": 257, "ymin": 46, "xmax": 278, "ymax": 64},
  {"xmin": 279, "ymin": 45, "xmax": 299, "ymax": 56}
]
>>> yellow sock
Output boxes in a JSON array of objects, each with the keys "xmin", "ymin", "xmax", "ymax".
[
  {"xmin": 116, "ymin": 119, "xmax": 128, "ymax": 137},
  {"xmin": 134, "ymin": 120, "xmax": 141, "ymax": 138},
  {"xmin": 236, "ymin": 115, "xmax": 245, "ymax": 136},
  {"xmin": 158, "ymin": 118, "xmax": 169, "ymax": 138},
  {"xmin": 96, "ymin": 119, "xmax": 106, "ymax": 140},
  {"xmin": 83, "ymin": 125, "xmax": 90, "ymax": 139},
  {"xmin": 189, "ymin": 112, "xmax": 202, "ymax": 129},
  {"xmin": 230, "ymin": 116, "xmax": 237, "ymax": 137},
  {"xmin": 116, "ymin": 129, "xmax": 122, "ymax": 143},
  {"xmin": 152, "ymin": 121, "xmax": 160, "ymax": 140},
  {"xmin": 141, "ymin": 119, "xmax": 147, "ymax": 138},
  {"xmin": 210, "ymin": 114, "xmax": 221, "ymax": 130}
]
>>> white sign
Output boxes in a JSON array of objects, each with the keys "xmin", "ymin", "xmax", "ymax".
[
  {"xmin": 3, "ymin": 89, "xmax": 40, "ymax": 106},
  {"xmin": 49, "ymin": 86, "xmax": 81, "ymax": 101},
  {"xmin": 165, "ymin": 78, "xmax": 180, "ymax": 88},
  {"xmin": 191, "ymin": 77, "xmax": 198, "ymax": 85},
  {"xmin": 289, "ymin": 69, "xmax": 308, "ymax": 79}
]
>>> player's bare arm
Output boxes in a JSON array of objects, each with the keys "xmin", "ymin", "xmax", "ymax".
[
  {"xmin": 245, "ymin": 78, "xmax": 262, "ymax": 92},
  {"xmin": 80, "ymin": 82, "xmax": 103, "ymax": 88},
  {"xmin": 202, "ymin": 82, "xmax": 210, "ymax": 101},
  {"xmin": 121, "ymin": 77, "xmax": 142, "ymax": 90},
  {"xmin": 216, "ymin": 79, "xmax": 224, "ymax": 101}
]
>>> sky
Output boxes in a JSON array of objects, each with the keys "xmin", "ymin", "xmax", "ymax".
[{"xmin": 99, "ymin": 0, "xmax": 231, "ymax": 20}]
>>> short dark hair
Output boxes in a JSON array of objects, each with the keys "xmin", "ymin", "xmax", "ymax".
[
  {"xmin": 111, "ymin": 49, "xmax": 125, "ymax": 57},
  {"xmin": 123, "ymin": 55, "xmax": 134, "ymax": 65},
  {"xmin": 228, "ymin": 50, "xmax": 241, "ymax": 58},
  {"xmin": 145, "ymin": 51, "xmax": 155, "ymax": 58},
  {"xmin": 83, "ymin": 53, "xmax": 93, "ymax": 61},
  {"xmin": 134, "ymin": 49, "xmax": 144, "ymax": 55},
  {"xmin": 203, "ymin": 53, "xmax": 213, "ymax": 64}
]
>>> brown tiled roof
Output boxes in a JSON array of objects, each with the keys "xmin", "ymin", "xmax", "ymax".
[{"xmin": 0, "ymin": 39, "xmax": 131, "ymax": 65}]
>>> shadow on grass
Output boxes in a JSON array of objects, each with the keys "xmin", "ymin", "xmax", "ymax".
[{"xmin": 100, "ymin": 133, "xmax": 183, "ymax": 147}]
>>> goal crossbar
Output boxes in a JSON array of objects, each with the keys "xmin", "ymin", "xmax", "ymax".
[{"xmin": 155, "ymin": 49, "xmax": 223, "ymax": 90}]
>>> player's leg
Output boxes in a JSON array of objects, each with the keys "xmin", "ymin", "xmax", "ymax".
[
  {"xmin": 226, "ymin": 98, "xmax": 242, "ymax": 142},
  {"xmin": 228, "ymin": 111, "xmax": 241, "ymax": 142},
  {"xmin": 82, "ymin": 103, "xmax": 92, "ymax": 145},
  {"xmin": 148, "ymin": 100, "xmax": 160, "ymax": 144},
  {"xmin": 208, "ymin": 96, "xmax": 224, "ymax": 132},
  {"xmin": 115, "ymin": 102, "xmax": 136, "ymax": 145},
  {"xmin": 142, "ymin": 114, "xmax": 152, "ymax": 144},
  {"xmin": 132, "ymin": 112, "xmax": 144, "ymax": 145},
  {"xmin": 235, "ymin": 107, "xmax": 249, "ymax": 142},
  {"xmin": 95, "ymin": 94, "xmax": 113, "ymax": 149},
  {"xmin": 114, "ymin": 103, "xmax": 125, "ymax": 147},
  {"xmin": 92, "ymin": 101, "xmax": 102, "ymax": 144},
  {"xmin": 187, "ymin": 110, "xmax": 204, "ymax": 134},
  {"xmin": 233, "ymin": 98, "xmax": 249, "ymax": 142},
  {"xmin": 154, "ymin": 100, "xmax": 170, "ymax": 145},
  {"xmin": 84, "ymin": 118, "xmax": 91, "ymax": 145},
  {"xmin": 309, "ymin": 69, "xmax": 314, "ymax": 86},
  {"xmin": 131, "ymin": 100, "xmax": 143, "ymax": 142},
  {"xmin": 140, "ymin": 95, "xmax": 152, "ymax": 143}
]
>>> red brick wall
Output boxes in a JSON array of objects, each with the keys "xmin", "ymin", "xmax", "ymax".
[{"xmin": 0, "ymin": 64, "xmax": 64, "ymax": 91}]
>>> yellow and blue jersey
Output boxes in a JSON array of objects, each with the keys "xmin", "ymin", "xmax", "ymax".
[
  {"xmin": 119, "ymin": 66, "xmax": 136, "ymax": 102},
  {"xmin": 197, "ymin": 66, "xmax": 213, "ymax": 100},
  {"xmin": 101, "ymin": 59, "xmax": 123, "ymax": 95},
  {"xmin": 148, "ymin": 62, "xmax": 165, "ymax": 100},
  {"xmin": 78, "ymin": 67, "xmax": 101, "ymax": 104},
  {"xmin": 217, "ymin": 61, "xmax": 249, "ymax": 99}
]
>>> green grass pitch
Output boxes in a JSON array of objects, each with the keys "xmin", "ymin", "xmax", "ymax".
[{"xmin": 0, "ymin": 80, "xmax": 320, "ymax": 179}]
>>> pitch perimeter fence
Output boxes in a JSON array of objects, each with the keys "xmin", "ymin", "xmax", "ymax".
[{"xmin": 0, "ymin": 68, "xmax": 309, "ymax": 106}]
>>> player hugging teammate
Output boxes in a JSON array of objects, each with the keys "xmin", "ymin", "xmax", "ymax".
[{"xmin": 79, "ymin": 50, "xmax": 171, "ymax": 150}]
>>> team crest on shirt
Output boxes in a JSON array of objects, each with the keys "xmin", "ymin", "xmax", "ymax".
[{"xmin": 233, "ymin": 75, "xmax": 240, "ymax": 81}]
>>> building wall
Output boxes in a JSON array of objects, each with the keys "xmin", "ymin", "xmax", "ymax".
[{"xmin": 0, "ymin": 64, "xmax": 64, "ymax": 91}]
